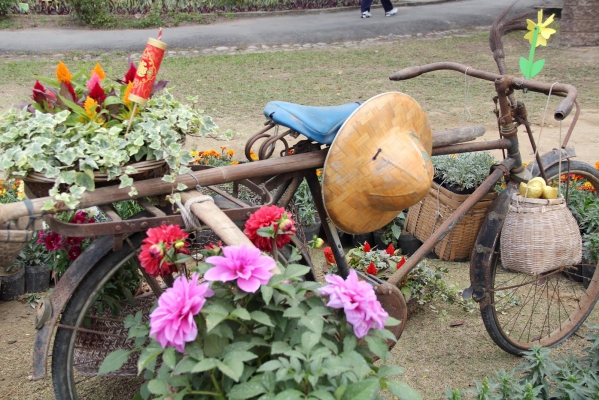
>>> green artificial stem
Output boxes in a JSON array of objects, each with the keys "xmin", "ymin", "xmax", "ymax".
[{"xmin": 526, "ymin": 26, "xmax": 540, "ymax": 78}]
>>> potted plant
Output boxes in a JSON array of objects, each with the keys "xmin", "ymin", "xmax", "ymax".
[
  {"xmin": 405, "ymin": 151, "xmax": 498, "ymax": 261},
  {"xmin": 12, "ymin": 236, "xmax": 52, "ymax": 294},
  {"xmin": 0, "ymin": 60, "xmax": 234, "ymax": 210},
  {"xmin": 292, "ymin": 176, "xmax": 322, "ymax": 242}
]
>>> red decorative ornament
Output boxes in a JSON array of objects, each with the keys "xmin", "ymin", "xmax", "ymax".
[
  {"xmin": 396, "ymin": 256, "xmax": 406, "ymax": 270},
  {"xmin": 385, "ymin": 244, "xmax": 394, "ymax": 255},
  {"xmin": 366, "ymin": 262, "xmax": 377, "ymax": 275},
  {"xmin": 128, "ymin": 29, "xmax": 167, "ymax": 106},
  {"xmin": 363, "ymin": 241, "xmax": 371, "ymax": 252}
]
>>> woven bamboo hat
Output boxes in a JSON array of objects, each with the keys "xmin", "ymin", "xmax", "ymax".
[{"xmin": 322, "ymin": 92, "xmax": 433, "ymax": 234}]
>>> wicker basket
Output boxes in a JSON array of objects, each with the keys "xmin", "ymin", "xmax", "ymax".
[
  {"xmin": 23, "ymin": 160, "xmax": 169, "ymax": 198},
  {"xmin": 405, "ymin": 180, "xmax": 497, "ymax": 261},
  {"xmin": 0, "ymin": 225, "xmax": 35, "ymax": 269},
  {"xmin": 500, "ymin": 194, "xmax": 582, "ymax": 276}
]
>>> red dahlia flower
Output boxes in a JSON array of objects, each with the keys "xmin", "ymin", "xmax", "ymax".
[
  {"xmin": 323, "ymin": 246, "xmax": 336, "ymax": 265},
  {"xmin": 139, "ymin": 225, "xmax": 189, "ymax": 277},
  {"xmin": 244, "ymin": 205, "xmax": 295, "ymax": 252}
]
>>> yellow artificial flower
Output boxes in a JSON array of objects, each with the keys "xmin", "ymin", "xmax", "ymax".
[
  {"xmin": 92, "ymin": 63, "xmax": 106, "ymax": 80},
  {"xmin": 123, "ymin": 82, "xmax": 133, "ymax": 106},
  {"xmin": 189, "ymin": 150, "xmax": 199, "ymax": 157},
  {"xmin": 17, "ymin": 180, "xmax": 25, "ymax": 200},
  {"xmin": 524, "ymin": 10, "xmax": 556, "ymax": 47},
  {"xmin": 56, "ymin": 61, "xmax": 72, "ymax": 83}
]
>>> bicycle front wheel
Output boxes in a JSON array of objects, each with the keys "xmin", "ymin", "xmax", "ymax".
[{"xmin": 480, "ymin": 160, "xmax": 599, "ymax": 355}]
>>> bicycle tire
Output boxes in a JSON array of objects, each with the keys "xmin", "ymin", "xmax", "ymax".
[
  {"xmin": 480, "ymin": 160, "xmax": 599, "ymax": 355},
  {"xmin": 52, "ymin": 232, "xmax": 148, "ymax": 400}
]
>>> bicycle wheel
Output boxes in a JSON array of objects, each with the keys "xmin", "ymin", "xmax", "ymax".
[
  {"xmin": 480, "ymin": 160, "xmax": 599, "ymax": 355},
  {"xmin": 52, "ymin": 232, "xmax": 150, "ymax": 400}
]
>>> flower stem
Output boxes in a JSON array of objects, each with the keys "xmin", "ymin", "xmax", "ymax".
[{"xmin": 209, "ymin": 370, "xmax": 226, "ymax": 400}]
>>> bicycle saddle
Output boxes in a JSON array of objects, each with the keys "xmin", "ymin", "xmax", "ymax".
[{"xmin": 263, "ymin": 101, "xmax": 362, "ymax": 144}]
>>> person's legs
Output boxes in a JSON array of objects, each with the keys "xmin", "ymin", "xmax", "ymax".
[
  {"xmin": 361, "ymin": 0, "xmax": 373, "ymax": 13},
  {"xmin": 380, "ymin": 0, "xmax": 393, "ymax": 13}
]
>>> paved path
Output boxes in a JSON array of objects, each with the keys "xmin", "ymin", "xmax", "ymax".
[{"xmin": 0, "ymin": 0, "xmax": 555, "ymax": 53}]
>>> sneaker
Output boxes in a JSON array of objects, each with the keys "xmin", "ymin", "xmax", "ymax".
[
  {"xmin": 385, "ymin": 8, "xmax": 398, "ymax": 17},
  {"xmin": 361, "ymin": 11, "xmax": 371, "ymax": 18}
]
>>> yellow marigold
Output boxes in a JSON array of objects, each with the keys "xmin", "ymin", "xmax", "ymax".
[
  {"xmin": 92, "ymin": 63, "xmax": 106, "ymax": 80},
  {"xmin": 227, "ymin": 149, "xmax": 235, "ymax": 156},
  {"xmin": 190, "ymin": 150, "xmax": 199, "ymax": 157},
  {"xmin": 123, "ymin": 82, "xmax": 133, "ymax": 106},
  {"xmin": 316, "ymin": 169, "xmax": 322, "ymax": 177},
  {"xmin": 581, "ymin": 182, "xmax": 595, "ymax": 191},
  {"xmin": 0, "ymin": 188, "xmax": 6, "ymax": 196},
  {"xmin": 84, "ymin": 96, "xmax": 98, "ymax": 119},
  {"xmin": 56, "ymin": 61, "xmax": 72, "ymax": 83},
  {"xmin": 250, "ymin": 150, "xmax": 258, "ymax": 161},
  {"xmin": 231, "ymin": 161, "xmax": 239, "ymax": 165},
  {"xmin": 17, "ymin": 181, "xmax": 25, "ymax": 200},
  {"xmin": 450, "ymin": 154, "xmax": 457, "ymax": 158},
  {"xmin": 522, "ymin": 162, "xmax": 529, "ymax": 167},
  {"xmin": 194, "ymin": 157, "xmax": 202, "ymax": 163}
]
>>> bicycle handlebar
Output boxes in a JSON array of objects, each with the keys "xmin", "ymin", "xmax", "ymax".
[{"xmin": 389, "ymin": 62, "xmax": 577, "ymax": 121}]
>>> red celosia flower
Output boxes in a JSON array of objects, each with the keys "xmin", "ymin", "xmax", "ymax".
[
  {"xmin": 124, "ymin": 62, "xmax": 137, "ymax": 84},
  {"xmin": 43, "ymin": 232, "xmax": 63, "ymax": 251},
  {"xmin": 62, "ymin": 81, "xmax": 78, "ymax": 102},
  {"xmin": 244, "ymin": 205, "xmax": 294, "ymax": 252},
  {"xmin": 323, "ymin": 246, "xmax": 336, "ymax": 265},
  {"xmin": 71, "ymin": 211, "xmax": 88, "ymax": 224},
  {"xmin": 88, "ymin": 80, "xmax": 107, "ymax": 104},
  {"xmin": 386, "ymin": 244, "xmax": 394, "ymax": 255},
  {"xmin": 396, "ymin": 256, "xmax": 406, "ymax": 270},
  {"xmin": 67, "ymin": 246, "xmax": 82, "ymax": 261},
  {"xmin": 32, "ymin": 80, "xmax": 46, "ymax": 103},
  {"xmin": 363, "ymin": 241, "xmax": 371, "ymax": 252},
  {"xmin": 366, "ymin": 262, "xmax": 377, "ymax": 275},
  {"xmin": 139, "ymin": 224, "xmax": 190, "ymax": 277}
]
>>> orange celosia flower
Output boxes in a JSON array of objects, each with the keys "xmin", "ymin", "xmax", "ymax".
[
  {"xmin": 92, "ymin": 63, "xmax": 106, "ymax": 80},
  {"xmin": 123, "ymin": 82, "xmax": 132, "ymax": 106},
  {"xmin": 84, "ymin": 96, "xmax": 98, "ymax": 119},
  {"xmin": 56, "ymin": 61, "xmax": 72, "ymax": 83}
]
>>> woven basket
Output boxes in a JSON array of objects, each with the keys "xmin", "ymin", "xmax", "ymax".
[
  {"xmin": 0, "ymin": 225, "xmax": 35, "ymax": 269},
  {"xmin": 405, "ymin": 180, "xmax": 497, "ymax": 261},
  {"xmin": 500, "ymin": 194, "xmax": 582, "ymax": 276},
  {"xmin": 73, "ymin": 293, "xmax": 156, "ymax": 376},
  {"xmin": 23, "ymin": 160, "xmax": 169, "ymax": 198}
]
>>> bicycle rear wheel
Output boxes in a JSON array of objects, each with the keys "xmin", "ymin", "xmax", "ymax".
[{"xmin": 480, "ymin": 160, "xmax": 599, "ymax": 355}]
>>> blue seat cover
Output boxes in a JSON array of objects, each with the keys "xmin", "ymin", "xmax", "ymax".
[{"xmin": 263, "ymin": 101, "xmax": 362, "ymax": 144}]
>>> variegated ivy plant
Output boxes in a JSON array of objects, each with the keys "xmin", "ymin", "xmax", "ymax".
[{"xmin": 0, "ymin": 90, "xmax": 234, "ymax": 210}]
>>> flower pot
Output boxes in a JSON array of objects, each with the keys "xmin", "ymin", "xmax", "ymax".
[
  {"xmin": 373, "ymin": 230, "xmax": 386, "ymax": 250},
  {"xmin": 398, "ymin": 233, "xmax": 422, "ymax": 257},
  {"xmin": 25, "ymin": 265, "xmax": 51, "ymax": 293},
  {"xmin": 582, "ymin": 263, "xmax": 595, "ymax": 289},
  {"xmin": 352, "ymin": 232, "xmax": 374, "ymax": 248},
  {"xmin": 299, "ymin": 220, "xmax": 322, "ymax": 243},
  {"xmin": 0, "ymin": 267, "xmax": 25, "ymax": 301}
]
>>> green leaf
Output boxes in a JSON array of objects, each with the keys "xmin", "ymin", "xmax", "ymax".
[
  {"xmin": 519, "ymin": 56, "xmax": 532, "ymax": 78},
  {"xmin": 74, "ymin": 169, "xmax": 95, "ymax": 191},
  {"xmin": 386, "ymin": 380, "xmax": 422, "ymax": 400},
  {"xmin": 261, "ymin": 285, "xmax": 273, "ymax": 304},
  {"xmin": 341, "ymin": 377, "xmax": 379, "ymax": 400},
  {"xmin": 228, "ymin": 381, "xmax": 267, "ymax": 399},
  {"xmin": 283, "ymin": 306, "xmax": 306, "ymax": 318},
  {"xmin": 283, "ymin": 264, "xmax": 311, "ymax": 279},
  {"xmin": 250, "ymin": 310, "xmax": 274, "ymax": 327},
  {"xmin": 98, "ymin": 349, "xmax": 132, "ymax": 375},
  {"xmin": 300, "ymin": 315, "xmax": 323, "ymax": 335},
  {"xmin": 530, "ymin": 58, "xmax": 546, "ymax": 78},
  {"xmin": 309, "ymin": 390, "xmax": 337, "ymax": 400},
  {"xmin": 191, "ymin": 357, "xmax": 219, "ymax": 373},
  {"xmin": 217, "ymin": 359, "xmax": 244, "ymax": 382},
  {"xmin": 257, "ymin": 360, "xmax": 283, "ymax": 372},
  {"xmin": 274, "ymin": 389, "xmax": 305, "ymax": 400},
  {"xmin": 365, "ymin": 336, "xmax": 389, "ymax": 361},
  {"xmin": 204, "ymin": 334, "xmax": 229, "ymax": 358},
  {"xmin": 377, "ymin": 365, "xmax": 405, "ymax": 379},
  {"xmin": 301, "ymin": 331, "xmax": 320, "ymax": 354},
  {"xmin": 137, "ymin": 345, "xmax": 164, "ymax": 372},
  {"xmin": 162, "ymin": 347, "xmax": 176, "ymax": 369},
  {"xmin": 202, "ymin": 303, "xmax": 231, "ymax": 332},
  {"xmin": 385, "ymin": 316, "xmax": 401, "ymax": 327},
  {"xmin": 147, "ymin": 379, "xmax": 168, "ymax": 395},
  {"xmin": 231, "ymin": 308, "xmax": 251, "ymax": 321}
]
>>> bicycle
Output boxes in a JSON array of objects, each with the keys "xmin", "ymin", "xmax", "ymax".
[{"xmin": 0, "ymin": 12, "xmax": 596, "ymax": 400}]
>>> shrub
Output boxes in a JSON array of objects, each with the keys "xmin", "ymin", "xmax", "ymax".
[
  {"xmin": 69, "ymin": 0, "xmax": 115, "ymax": 28},
  {"xmin": 0, "ymin": 0, "xmax": 16, "ymax": 16}
]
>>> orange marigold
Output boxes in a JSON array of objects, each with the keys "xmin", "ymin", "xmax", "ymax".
[
  {"xmin": 92, "ymin": 63, "xmax": 106, "ymax": 80},
  {"xmin": 227, "ymin": 149, "xmax": 235, "ymax": 156},
  {"xmin": 56, "ymin": 61, "xmax": 72, "ymax": 83},
  {"xmin": 595, "ymin": 161, "xmax": 599, "ymax": 170},
  {"xmin": 231, "ymin": 161, "xmax": 239, "ymax": 165}
]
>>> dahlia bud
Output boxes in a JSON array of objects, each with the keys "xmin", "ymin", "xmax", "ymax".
[
  {"xmin": 313, "ymin": 237, "xmax": 324, "ymax": 249},
  {"xmin": 278, "ymin": 218, "xmax": 296, "ymax": 235},
  {"xmin": 174, "ymin": 240, "xmax": 186, "ymax": 250},
  {"xmin": 149, "ymin": 244, "xmax": 164, "ymax": 259}
]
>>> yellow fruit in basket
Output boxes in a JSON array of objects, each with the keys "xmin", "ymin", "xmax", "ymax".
[
  {"xmin": 542, "ymin": 186, "xmax": 559, "ymax": 199},
  {"xmin": 519, "ymin": 182, "xmax": 543, "ymax": 198},
  {"xmin": 529, "ymin": 177, "xmax": 546, "ymax": 186}
]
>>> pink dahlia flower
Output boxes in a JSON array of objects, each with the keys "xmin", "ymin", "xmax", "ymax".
[
  {"xmin": 319, "ymin": 269, "xmax": 389, "ymax": 338},
  {"xmin": 204, "ymin": 244, "xmax": 276, "ymax": 293},
  {"xmin": 149, "ymin": 273, "xmax": 213, "ymax": 353}
]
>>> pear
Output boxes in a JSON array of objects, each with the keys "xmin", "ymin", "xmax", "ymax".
[
  {"xmin": 529, "ymin": 177, "xmax": 546, "ymax": 186},
  {"xmin": 541, "ymin": 186, "xmax": 559, "ymax": 199},
  {"xmin": 519, "ymin": 181, "xmax": 544, "ymax": 198}
]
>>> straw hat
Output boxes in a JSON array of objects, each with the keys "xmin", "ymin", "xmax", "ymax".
[{"xmin": 322, "ymin": 92, "xmax": 433, "ymax": 234}]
